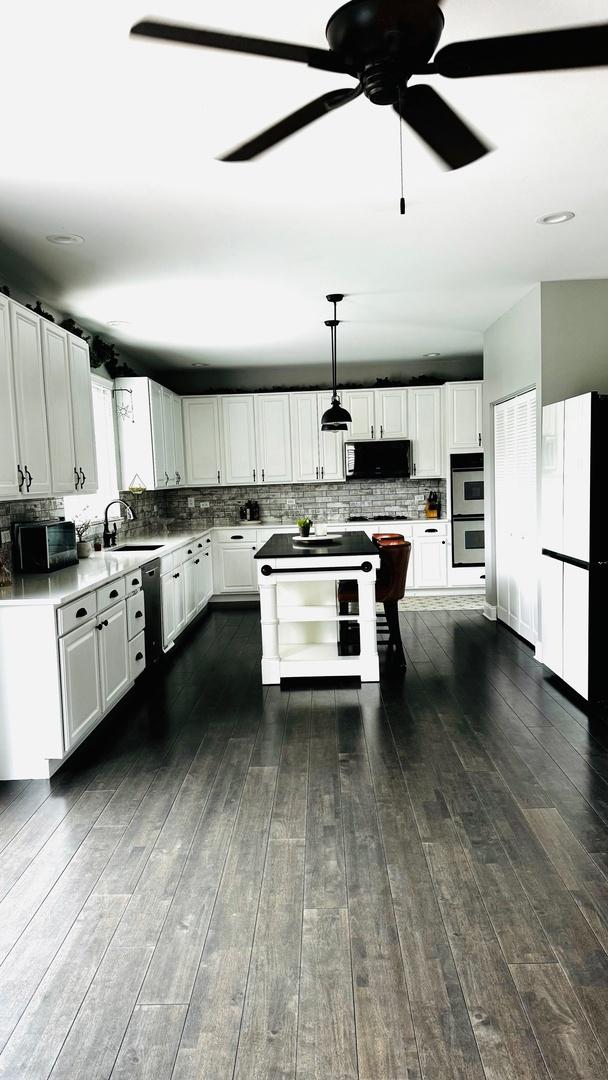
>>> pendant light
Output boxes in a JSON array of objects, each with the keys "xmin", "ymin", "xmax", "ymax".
[{"xmin": 321, "ymin": 293, "xmax": 352, "ymax": 432}]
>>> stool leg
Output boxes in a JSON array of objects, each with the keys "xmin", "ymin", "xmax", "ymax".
[{"xmin": 383, "ymin": 600, "xmax": 406, "ymax": 670}]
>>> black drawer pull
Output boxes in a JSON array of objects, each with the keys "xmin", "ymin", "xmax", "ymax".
[
  {"xmin": 131, "ymin": 577, "xmax": 139, "ymax": 586},
  {"xmin": 231, "ymin": 534, "xmax": 244, "ymax": 540},
  {"xmin": 135, "ymin": 651, "xmax": 143, "ymax": 662},
  {"xmin": 187, "ymin": 549, "xmax": 193, "ymax": 554},
  {"xmin": 195, "ymin": 559, "xmax": 200, "ymax": 564},
  {"xmin": 76, "ymin": 607, "xmax": 87, "ymax": 618},
  {"xmin": 198, "ymin": 543, "xmax": 202, "ymax": 548},
  {"xmin": 135, "ymin": 610, "xmax": 143, "ymax": 619},
  {"xmin": 425, "ymin": 528, "xmax": 438, "ymax": 533},
  {"xmin": 109, "ymin": 589, "xmax": 118, "ymax": 599},
  {"xmin": 206, "ymin": 538, "xmax": 211, "ymax": 543}
]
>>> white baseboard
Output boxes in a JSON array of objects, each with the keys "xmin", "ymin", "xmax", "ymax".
[{"xmin": 483, "ymin": 602, "xmax": 497, "ymax": 621}]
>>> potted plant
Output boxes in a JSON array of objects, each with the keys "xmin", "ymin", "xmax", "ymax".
[
  {"xmin": 296, "ymin": 516, "xmax": 313, "ymax": 537},
  {"xmin": 74, "ymin": 511, "xmax": 93, "ymax": 559}
]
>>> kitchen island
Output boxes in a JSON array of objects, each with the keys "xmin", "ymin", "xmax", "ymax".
[{"xmin": 254, "ymin": 530, "xmax": 381, "ymax": 684}]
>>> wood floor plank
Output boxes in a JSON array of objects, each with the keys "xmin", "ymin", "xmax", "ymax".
[
  {"xmin": 0, "ymin": 780, "xmax": 32, "ymax": 819},
  {"xmin": 297, "ymin": 908, "xmax": 358, "ymax": 1080},
  {"xmin": 304, "ymin": 692, "xmax": 346, "ymax": 911},
  {"xmin": 270, "ymin": 691, "xmax": 310, "ymax": 841},
  {"xmin": 0, "ymin": 894, "xmax": 129, "ymax": 1080},
  {"xmin": 110, "ymin": 1004, "xmax": 186, "ymax": 1080},
  {"xmin": 171, "ymin": 765, "xmax": 277, "ymax": 1080},
  {"xmin": 0, "ymin": 781, "xmax": 53, "ymax": 854},
  {"xmin": 233, "ymin": 838, "xmax": 304, "ymax": 1080},
  {"xmin": 510, "ymin": 963, "xmax": 608, "ymax": 1079}
]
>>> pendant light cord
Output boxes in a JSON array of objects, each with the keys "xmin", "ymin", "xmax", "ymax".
[{"xmin": 398, "ymin": 85, "xmax": 405, "ymax": 215}]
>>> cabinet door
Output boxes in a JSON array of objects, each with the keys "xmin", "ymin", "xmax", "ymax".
[
  {"xmin": 447, "ymin": 382, "xmax": 483, "ymax": 449},
  {"xmin": 59, "ymin": 620, "xmax": 103, "ymax": 751},
  {"xmin": 408, "ymin": 387, "xmax": 443, "ymax": 478},
  {"xmin": 173, "ymin": 567, "xmax": 186, "ymax": 635},
  {"xmin": 413, "ymin": 537, "xmax": 447, "ymax": 588},
  {"xmin": 68, "ymin": 336, "xmax": 98, "ymax": 494},
  {"xmin": 99, "ymin": 601, "xmax": 131, "ymax": 712},
  {"xmin": 540, "ymin": 555, "xmax": 563, "ymax": 678},
  {"xmin": 376, "ymin": 389, "xmax": 409, "ymax": 439},
  {"xmin": 9, "ymin": 301, "xmax": 52, "ymax": 496},
  {"xmin": 563, "ymin": 393, "xmax": 591, "ymax": 564},
  {"xmin": 161, "ymin": 572, "xmax": 176, "ymax": 647},
  {"xmin": 221, "ymin": 396, "xmax": 257, "ymax": 485},
  {"xmin": 215, "ymin": 544, "xmax": 257, "ymax": 592},
  {"xmin": 41, "ymin": 323, "xmax": 76, "ymax": 495},
  {"xmin": 183, "ymin": 557, "xmax": 198, "ymax": 623},
  {"xmin": 541, "ymin": 401, "xmax": 565, "ymax": 554},
  {"xmin": 342, "ymin": 389, "xmax": 375, "ymax": 439},
  {"xmin": 0, "ymin": 295, "xmax": 21, "ymax": 498},
  {"xmin": 173, "ymin": 395, "xmax": 185, "ymax": 486},
  {"xmin": 149, "ymin": 381, "xmax": 166, "ymax": 487},
  {"xmin": 563, "ymin": 563, "xmax": 589, "ymax": 699},
  {"xmin": 183, "ymin": 396, "xmax": 222, "ymax": 486},
  {"xmin": 318, "ymin": 393, "xmax": 345, "ymax": 482},
  {"xmin": 290, "ymin": 393, "xmax": 320, "ymax": 483},
  {"xmin": 162, "ymin": 388, "xmax": 176, "ymax": 487},
  {"xmin": 201, "ymin": 549, "xmax": 213, "ymax": 604},
  {"xmin": 255, "ymin": 394, "xmax": 292, "ymax": 484}
]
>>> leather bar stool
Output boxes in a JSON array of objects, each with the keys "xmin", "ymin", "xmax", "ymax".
[{"xmin": 338, "ymin": 534, "xmax": 411, "ymax": 669}]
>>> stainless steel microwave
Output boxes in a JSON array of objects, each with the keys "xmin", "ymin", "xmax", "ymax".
[
  {"xmin": 345, "ymin": 439, "xmax": 411, "ymax": 480},
  {"xmin": 12, "ymin": 519, "xmax": 78, "ymax": 573}
]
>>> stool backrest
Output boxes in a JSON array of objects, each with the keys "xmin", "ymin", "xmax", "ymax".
[{"xmin": 373, "ymin": 537, "xmax": 411, "ymax": 602}]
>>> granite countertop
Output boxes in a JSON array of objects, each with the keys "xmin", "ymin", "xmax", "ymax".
[
  {"xmin": 255, "ymin": 530, "xmax": 378, "ymax": 560},
  {"xmin": 0, "ymin": 529, "xmax": 211, "ymax": 608}
]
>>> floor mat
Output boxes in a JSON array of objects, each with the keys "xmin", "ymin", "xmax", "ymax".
[{"xmin": 399, "ymin": 594, "xmax": 484, "ymax": 611}]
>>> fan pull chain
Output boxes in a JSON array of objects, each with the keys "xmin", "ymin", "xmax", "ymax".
[{"xmin": 398, "ymin": 85, "xmax": 405, "ymax": 215}]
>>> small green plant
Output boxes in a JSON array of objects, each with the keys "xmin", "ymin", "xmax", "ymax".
[{"xmin": 296, "ymin": 517, "xmax": 312, "ymax": 528}]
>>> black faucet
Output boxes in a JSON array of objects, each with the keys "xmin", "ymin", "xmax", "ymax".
[{"xmin": 103, "ymin": 499, "xmax": 136, "ymax": 548}]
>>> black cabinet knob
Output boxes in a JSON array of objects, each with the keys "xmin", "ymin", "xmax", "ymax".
[
  {"xmin": 109, "ymin": 589, "xmax": 118, "ymax": 599},
  {"xmin": 76, "ymin": 607, "xmax": 87, "ymax": 618},
  {"xmin": 135, "ymin": 651, "xmax": 143, "ymax": 661}
]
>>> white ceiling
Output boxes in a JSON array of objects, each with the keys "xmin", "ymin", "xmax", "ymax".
[{"xmin": 1, "ymin": 1, "xmax": 607, "ymax": 370}]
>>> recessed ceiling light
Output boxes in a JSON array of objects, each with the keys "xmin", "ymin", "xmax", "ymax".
[
  {"xmin": 424, "ymin": 352, "xmax": 441, "ymax": 358},
  {"xmin": 536, "ymin": 211, "xmax": 575, "ymax": 225},
  {"xmin": 45, "ymin": 233, "xmax": 85, "ymax": 246},
  {"xmin": 107, "ymin": 320, "xmax": 132, "ymax": 329},
  {"xmin": 191, "ymin": 362, "xmax": 209, "ymax": 368}
]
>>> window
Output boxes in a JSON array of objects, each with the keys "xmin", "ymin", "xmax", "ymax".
[{"xmin": 64, "ymin": 375, "xmax": 121, "ymax": 529}]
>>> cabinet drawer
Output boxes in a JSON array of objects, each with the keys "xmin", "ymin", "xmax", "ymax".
[
  {"xmin": 57, "ymin": 592, "xmax": 96, "ymax": 637},
  {"xmin": 214, "ymin": 528, "xmax": 258, "ymax": 543},
  {"xmin": 129, "ymin": 631, "xmax": 146, "ymax": 680},
  {"xmin": 126, "ymin": 569, "xmax": 142, "ymax": 594},
  {"xmin": 96, "ymin": 576, "xmax": 126, "ymax": 612},
  {"xmin": 127, "ymin": 589, "xmax": 146, "ymax": 639},
  {"xmin": 411, "ymin": 521, "xmax": 448, "ymax": 537}
]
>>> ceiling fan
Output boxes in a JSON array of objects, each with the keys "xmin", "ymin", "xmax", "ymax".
[{"xmin": 131, "ymin": 0, "xmax": 608, "ymax": 170}]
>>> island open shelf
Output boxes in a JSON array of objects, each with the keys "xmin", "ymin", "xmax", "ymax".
[{"xmin": 254, "ymin": 531, "xmax": 380, "ymax": 684}]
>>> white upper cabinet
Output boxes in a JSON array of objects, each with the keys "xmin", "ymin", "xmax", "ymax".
[
  {"xmin": 173, "ymin": 394, "xmax": 185, "ymax": 486},
  {"xmin": 408, "ymin": 386, "xmax": 443, "ymax": 478},
  {"xmin": 342, "ymin": 389, "xmax": 375, "ymax": 439},
  {"xmin": 446, "ymin": 381, "xmax": 483, "ymax": 450},
  {"xmin": 318, "ymin": 392, "xmax": 345, "ymax": 482},
  {"xmin": 9, "ymin": 301, "xmax": 52, "ymax": 497},
  {"xmin": 541, "ymin": 400, "xmax": 565, "ymax": 554},
  {"xmin": 376, "ymin": 389, "xmax": 409, "ymax": 439},
  {"xmin": 68, "ymin": 336, "xmax": 97, "ymax": 495},
  {"xmin": 183, "ymin": 396, "xmax": 222, "ymax": 486},
  {"xmin": 222, "ymin": 395, "xmax": 257, "ymax": 485},
  {"xmin": 290, "ymin": 392, "xmax": 321, "ymax": 483},
  {"xmin": 254, "ymin": 394, "xmax": 292, "ymax": 484},
  {"xmin": 0, "ymin": 295, "xmax": 22, "ymax": 498},
  {"xmin": 161, "ymin": 388, "xmax": 176, "ymax": 487},
  {"xmin": 149, "ymin": 380, "xmax": 166, "ymax": 486},
  {"xmin": 41, "ymin": 323, "xmax": 76, "ymax": 495}
]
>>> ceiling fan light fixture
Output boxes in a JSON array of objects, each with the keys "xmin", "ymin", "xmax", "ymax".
[
  {"xmin": 536, "ymin": 211, "xmax": 575, "ymax": 225},
  {"xmin": 424, "ymin": 351, "xmax": 441, "ymax": 358},
  {"xmin": 46, "ymin": 233, "xmax": 84, "ymax": 246}
]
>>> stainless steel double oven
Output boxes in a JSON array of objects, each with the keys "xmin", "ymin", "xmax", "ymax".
[{"xmin": 450, "ymin": 452, "xmax": 485, "ymax": 567}]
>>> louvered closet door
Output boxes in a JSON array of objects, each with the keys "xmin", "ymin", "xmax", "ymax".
[{"xmin": 494, "ymin": 389, "xmax": 537, "ymax": 644}]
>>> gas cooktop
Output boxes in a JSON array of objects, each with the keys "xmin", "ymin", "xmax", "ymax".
[{"xmin": 347, "ymin": 515, "xmax": 407, "ymax": 522}]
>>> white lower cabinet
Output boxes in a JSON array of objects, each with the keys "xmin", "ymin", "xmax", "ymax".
[
  {"xmin": 162, "ymin": 534, "xmax": 213, "ymax": 648},
  {"xmin": 412, "ymin": 535, "xmax": 448, "ymax": 589},
  {"xmin": 99, "ymin": 601, "xmax": 131, "ymax": 712},
  {"xmin": 184, "ymin": 557, "xmax": 198, "ymax": 623},
  {"xmin": 214, "ymin": 542, "xmax": 258, "ymax": 593},
  {"xmin": 59, "ymin": 619, "xmax": 103, "ymax": 751},
  {"xmin": 129, "ymin": 632, "xmax": 146, "ymax": 681},
  {"xmin": 542, "ymin": 556, "xmax": 589, "ymax": 699}
]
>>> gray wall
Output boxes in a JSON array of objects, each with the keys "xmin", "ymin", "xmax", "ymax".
[
  {"xmin": 482, "ymin": 287, "xmax": 542, "ymax": 612},
  {"xmin": 541, "ymin": 280, "xmax": 608, "ymax": 405}
]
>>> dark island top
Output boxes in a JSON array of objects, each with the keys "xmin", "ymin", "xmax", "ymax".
[{"xmin": 254, "ymin": 530, "xmax": 378, "ymax": 560}]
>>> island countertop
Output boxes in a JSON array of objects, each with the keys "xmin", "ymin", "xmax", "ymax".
[{"xmin": 255, "ymin": 530, "xmax": 378, "ymax": 560}]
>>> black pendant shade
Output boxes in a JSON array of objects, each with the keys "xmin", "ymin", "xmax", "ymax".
[{"xmin": 321, "ymin": 294, "xmax": 351, "ymax": 432}]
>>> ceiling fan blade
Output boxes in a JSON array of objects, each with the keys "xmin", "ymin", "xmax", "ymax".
[
  {"xmin": 130, "ymin": 20, "xmax": 349, "ymax": 74},
  {"xmin": 434, "ymin": 23, "xmax": 608, "ymax": 78},
  {"xmin": 219, "ymin": 87, "xmax": 361, "ymax": 162},
  {"xmin": 395, "ymin": 85, "xmax": 491, "ymax": 169}
]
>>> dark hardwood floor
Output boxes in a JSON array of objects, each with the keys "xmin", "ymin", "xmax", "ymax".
[{"xmin": 1, "ymin": 606, "xmax": 608, "ymax": 1078}]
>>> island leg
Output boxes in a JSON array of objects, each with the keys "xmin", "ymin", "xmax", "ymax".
[
  {"xmin": 259, "ymin": 577, "xmax": 280, "ymax": 684},
  {"xmin": 358, "ymin": 572, "xmax": 380, "ymax": 682}
]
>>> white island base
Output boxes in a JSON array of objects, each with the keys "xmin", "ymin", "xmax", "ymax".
[{"xmin": 256, "ymin": 538, "xmax": 381, "ymax": 684}]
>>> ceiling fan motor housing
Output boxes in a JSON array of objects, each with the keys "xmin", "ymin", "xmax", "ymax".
[{"xmin": 326, "ymin": 0, "xmax": 445, "ymax": 104}]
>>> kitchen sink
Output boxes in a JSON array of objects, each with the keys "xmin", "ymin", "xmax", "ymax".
[{"xmin": 113, "ymin": 544, "xmax": 164, "ymax": 551}]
